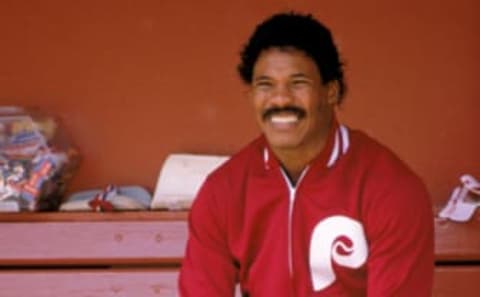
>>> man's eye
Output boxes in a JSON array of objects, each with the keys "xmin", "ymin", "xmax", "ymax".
[
  {"xmin": 292, "ymin": 80, "xmax": 309, "ymax": 85},
  {"xmin": 254, "ymin": 81, "xmax": 273, "ymax": 89}
]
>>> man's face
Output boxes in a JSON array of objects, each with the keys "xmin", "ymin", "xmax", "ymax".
[{"xmin": 250, "ymin": 47, "xmax": 338, "ymax": 155}]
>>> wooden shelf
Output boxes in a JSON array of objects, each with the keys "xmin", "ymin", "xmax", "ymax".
[
  {"xmin": 1, "ymin": 209, "xmax": 480, "ymax": 262},
  {"xmin": 0, "ymin": 210, "xmax": 188, "ymax": 222},
  {"xmin": 0, "ymin": 211, "xmax": 188, "ymax": 267},
  {"xmin": 435, "ymin": 216, "xmax": 480, "ymax": 262},
  {"xmin": 0, "ymin": 209, "xmax": 479, "ymax": 296}
]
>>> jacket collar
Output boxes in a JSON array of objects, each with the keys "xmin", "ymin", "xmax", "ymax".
[{"xmin": 258, "ymin": 117, "xmax": 351, "ymax": 175}]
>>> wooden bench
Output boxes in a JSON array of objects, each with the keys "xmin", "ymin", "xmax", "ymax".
[{"xmin": 0, "ymin": 211, "xmax": 479, "ymax": 296}]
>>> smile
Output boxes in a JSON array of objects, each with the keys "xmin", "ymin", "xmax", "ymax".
[
  {"xmin": 270, "ymin": 114, "xmax": 299, "ymax": 124},
  {"xmin": 262, "ymin": 106, "xmax": 307, "ymax": 123}
]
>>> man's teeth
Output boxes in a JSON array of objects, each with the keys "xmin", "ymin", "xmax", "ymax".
[{"xmin": 270, "ymin": 114, "xmax": 298, "ymax": 124}]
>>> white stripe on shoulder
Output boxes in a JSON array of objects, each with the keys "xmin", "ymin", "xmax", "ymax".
[
  {"xmin": 263, "ymin": 147, "xmax": 270, "ymax": 170},
  {"xmin": 326, "ymin": 129, "xmax": 340, "ymax": 168},
  {"xmin": 339, "ymin": 125, "xmax": 350, "ymax": 154}
]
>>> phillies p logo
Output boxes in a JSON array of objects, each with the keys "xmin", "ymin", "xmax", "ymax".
[{"xmin": 309, "ymin": 215, "xmax": 368, "ymax": 291}]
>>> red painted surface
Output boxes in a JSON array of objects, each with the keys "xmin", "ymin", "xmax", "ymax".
[
  {"xmin": 0, "ymin": 267, "xmax": 477, "ymax": 297},
  {"xmin": 0, "ymin": 212, "xmax": 478, "ymax": 296},
  {"xmin": 0, "ymin": 0, "xmax": 478, "ymax": 205},
  {"xmin": 0, "ymin": 269, "xmax": 179, "ymax": 297},
  {"xmin": 0, "ymin": 220, "xmax": 187, "ymax": 265},
  {"xmin": 0, "ymin": 211, "xmax": 478, "ymax": 264}
]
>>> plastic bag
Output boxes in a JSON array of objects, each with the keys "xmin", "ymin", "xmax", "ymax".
[{"xmin": 0, "ymin": 106, "xmax": 80, "ymax": 211}]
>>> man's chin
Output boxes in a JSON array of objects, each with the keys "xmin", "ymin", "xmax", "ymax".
[{"xmin": 264, "ymin": 136, "xmax": 301, "ymax": 151}]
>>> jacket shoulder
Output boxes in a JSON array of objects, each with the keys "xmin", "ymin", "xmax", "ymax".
[{"xmin": 207, "ymin": 136, "xmax": 264, "ymax": 183}]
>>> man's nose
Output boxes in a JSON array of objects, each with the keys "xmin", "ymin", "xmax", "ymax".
[{"xmin": 270, "ymin": 85, "xmax": 293, "ymax": 106}]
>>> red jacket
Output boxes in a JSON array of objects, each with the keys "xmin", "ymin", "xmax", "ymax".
[{"xmin": 179, "ymin": 122, "xmax": 434, "ymax": 296}]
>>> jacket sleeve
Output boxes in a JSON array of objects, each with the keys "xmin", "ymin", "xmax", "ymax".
[
  {"xmin": 365, "ymin": 172, "xmax": 434, "ymax": 296},
  {"xmin": 178, "ymin": 176, "xmax": 238, "ymax": 297}
]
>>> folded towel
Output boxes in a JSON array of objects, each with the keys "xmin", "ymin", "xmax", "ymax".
[
  {"xmin": 151, "ymin": 154, "xmax": 228, "ymax": 210},
  {"xmin": 59, "ymin": 185, "xmax": 151, "ymax": 212}
]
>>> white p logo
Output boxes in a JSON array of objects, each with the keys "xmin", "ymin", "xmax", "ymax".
[{"xmin": 309, "ymin": 215, "xmax": 368, "ymax": 291}]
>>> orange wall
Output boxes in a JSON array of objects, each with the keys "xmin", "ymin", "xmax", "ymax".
[{"xmin": 0, "ymin": 0, "xmax": 478, "ymax": 206}]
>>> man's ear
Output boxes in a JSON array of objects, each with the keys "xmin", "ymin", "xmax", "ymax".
[
  {"xmin": 244, "ymin": 82, "xmax": 255, "ymax": 99},
  {"xmin": 326, "ymin": 80, "xmax": 340, "ymax": 105},
  {"xmin": 246, "ymin": 86, "xmax": 254, "ymax": 99}
]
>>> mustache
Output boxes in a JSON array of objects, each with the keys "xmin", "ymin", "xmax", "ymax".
[{"xmin": 262, "ymin": 106, "xmax": 306, "ymax": 121}]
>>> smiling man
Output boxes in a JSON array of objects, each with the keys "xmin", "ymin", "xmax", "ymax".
[
  {"xmin": 179, "ymin": 12, "xmax": 434, "ymax": 297},
  {"xmin": 250, "ymin": 47, "xmax": 337, "ymax": 185}
]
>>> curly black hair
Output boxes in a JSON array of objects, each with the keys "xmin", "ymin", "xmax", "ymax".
[{"xmin": 238, "ymin": 12, "xmax": 347, "ymax": 103}]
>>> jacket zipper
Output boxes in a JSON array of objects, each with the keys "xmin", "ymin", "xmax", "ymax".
[{"xmin": 281, "ymin": 168, "xmax": 309, "ymax": 277}]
